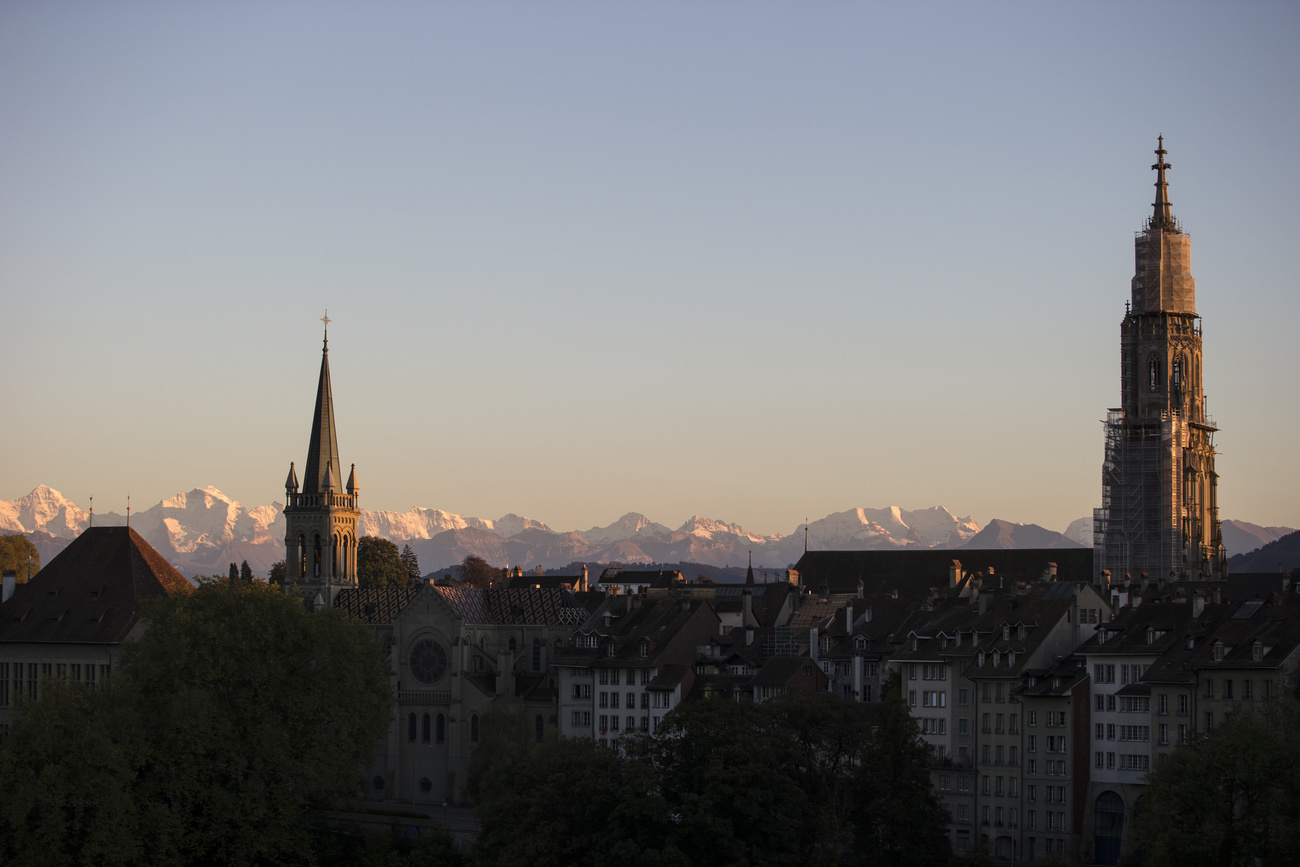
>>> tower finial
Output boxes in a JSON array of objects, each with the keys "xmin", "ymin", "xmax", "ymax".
[
  {"xmin": 1151, "ymin": 135, "xmax": 1174, "ymax": 230},
  {"xmin": 321, "ymin": 309, "xmax": 331, "ymax": 352}
]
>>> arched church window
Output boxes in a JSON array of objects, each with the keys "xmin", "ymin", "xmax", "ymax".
[
  {"xmin": 508, "ymin": 637, "xmax": 517, "ymax": 654},
  {"xmin": 332, "ymin": 534, "xmax": 340, "ymax": 577},
  {"xmin": 297, "ymin": 535, "xmax": 307, "ymax": 579},
  {"xmin": 421, "ymin": 713, "xmax": 431, "ymax": 743},
  {"xmin": 436, "ymin": 713, "xmax": 446, "ymax": 744},
  {"xmin": 313, "ymin": 535, "xmax": 322, "ymax": 578},
  {"xmin": 1148, "ymin": 356, "xmax": 1160, "ymax": 392}
]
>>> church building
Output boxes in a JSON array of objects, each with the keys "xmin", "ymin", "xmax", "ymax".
[
  {"xmin": 1094, "ymin": 139, "xmax": 1227, "ymax": 582},
  {"xmin": 282, "ymin": 316, "xmax": 361, "ymax": 608}
]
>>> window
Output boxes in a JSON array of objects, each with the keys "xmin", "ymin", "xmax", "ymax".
[
  {"xmin": 996, "ymin": 746, "xmax": 1004, "ymax": 765},
  {"xmin": 1158, "ymin": 694, "xmax": 1168, "ymax": 715},
  {"xmin": 1096, "ymin": 723, "xmax": 1105, "ymax": 741},
  {"xmin": 996, "ymin": 777, "xmax": 1004, "ymax": 796},
  {"xmin": 1010, "ymin": 714, "xmax": 1019, "ymax": 734},
  {"xmin": 421, "ymin": 713, "xmax": 431, "ymax": 744},
  {"xmin": 508, "ymin": 637, "xmax": 517, "ymax": 653},
  {"xmin": 1178, "ymin": 724, "xmax": 1188, "ymax": 744},
  {"xmin": 982, "ymin": 713, "xmax": 991, "ymax": 733},
  {"xmin": 909, "ymin": 690, "xmax": 917, "ymax": 707},
  {"xmin": 1107, "ymin": 695, "xmax": 1116, "ymax": 712},
  {"xmin": 1266, "ymin": 680, "xmax": 1274, "ymax": 697},
  {"xmin": 982, "ymin": 745, "xmax": 991, "ymax": 764},
  {"xmin": 1204, "ymin": 679, "xmax": 1214, "ymax": 699},
  {"xmin": 641, "ymin": 693, "xmax": 649, "ymax": 709},
  {"xmin": 610, "ymin": 670, "xmax": 620, "ymax": 685},
  {"xmin": 1178, "ymin": 694, "xmax": 1188, "ymax": 715},
  {"xmin": 959, "ymin": 717, "xmax": 970, "ymax": 735},
  {"xmin": 1106, "ymin": 752, "xmax": 1115, "ymax": 769},
  {"xmin": 996, "ymin": 714, "xmax": 1005, "ymax": 734},
  {"xmin": 599, "ymin": 692, "xmax": 608, "ymax": 708},
  {"xmin": 1107, "ymin": 724, "xmax": 1115, "ymax": 740},
  {"xmin": 1010, "ymin": 746, "xmax": 1018, "ymax": 764},
  {"xmin": 1158, "ymin": 724, "xmax": 1168, "ymax": 745},
  {"xmin": 1027, "ymin": 759, "xmax": 1037, "ymax": 775},
  {"xmin": 1096, "ymin": 694, "xmax": 1105, "ymax": 712},
  {"xmin": 1213, "ymin": 644, "xmax": 1224, "ymax": 662},
  {"xmin": 1095, "ymin": 751, "xmax": 1104, "ymax": 769},
  {"xmin": 959, "ymin": 688, "xmax": 970, "ymax": 706},
  {"xmin": 610, "ymin": 716, "xmax": 619, "ymax": 731},
  {"xmin": 1245, "ymin": 680, "xmax": 1253, "ymax": 699},
  {"xmin": 611, "ymin": 693, "xmax": 620, "ymax": 709},
  {"xmin": 996, "ymin": 684, "xmax": 1005, "ymax": 703},
  {"xmin": 1028, "ymin": 710, "xmax": 1037, "ymax": 727},
  {"xmin": 407, "ymin": 713, "xmax": 417, "ymax": 743},
  {"xmin": 627, "ymin": 692, "xmax": 636, "ymax": 709},
  {"xmin": 1224, "ymin": 680, "xmax": 1234, "ymax": 700},
  {"xmin": 1205, "ymin": 712, "xmax": 1214, "ymax": 731},
  {"xmin": 1029, "ymin": 735, "xmax": 1038, "ymax": 752},
  {"xmin": 982, "ymin": 776, "xmax": 990, "ymax": 796}
]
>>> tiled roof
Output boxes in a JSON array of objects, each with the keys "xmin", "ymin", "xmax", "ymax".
[
  {"xmin": 751, "ymin": 655, "xmax": 813, "ymax": 686},
  {"xmin": 0, "ymin": 527, "xmax": 191, "ymax": 645},
  {"xmin": 433, "ymin": 587, "xmax": 589, "ymax": 626},
  {"xmin": 334, "ymin": 587, "xmax": 422, "ymax": 624}
]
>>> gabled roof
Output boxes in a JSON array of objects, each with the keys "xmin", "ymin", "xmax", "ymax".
[
  {"xmin": 0, "ymin": 526, "xmax": 191, "ymax": 644},
  {"xmin": 433, "ymin": 586, "xmax": 589, "ymax": 626}
]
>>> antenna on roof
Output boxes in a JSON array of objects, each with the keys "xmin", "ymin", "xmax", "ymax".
[
  {"xmin": 89, "ymin": 496, "xmax": 94, "ymax": 528},
  {"xmin": 805, "ymin": 519, "xmax": 809, "ymax": 553},
  {"xmin": 126, "ymin": 494, "xmax": 130, "ymax": 528}
]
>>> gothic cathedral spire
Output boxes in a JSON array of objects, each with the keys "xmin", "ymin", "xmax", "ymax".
[
  {"xmin": 1095, "ymin": 139, "xmax": 1226, "ymax": 583},
  {"xmin": 283, "ymin": 313, "xmax": 361, "ymax": 607}
]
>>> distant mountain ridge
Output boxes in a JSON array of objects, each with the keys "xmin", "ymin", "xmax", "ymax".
[{"xmin": 13, "ymin": 485, "xmax": 1290, "ymax": 579}]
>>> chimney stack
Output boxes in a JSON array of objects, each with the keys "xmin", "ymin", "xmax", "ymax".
[{"xmin": 2, "ymin": 569, "xmax": 15, "ymax": 604}]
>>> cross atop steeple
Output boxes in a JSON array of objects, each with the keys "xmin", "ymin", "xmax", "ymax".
[
  {"xmin": 1151, "ymin": 135, "xmax": 1175, "ymax": 230},
  {"xmin": 321, "ymin": 309, "xmax": 331, "ymax": 351}
]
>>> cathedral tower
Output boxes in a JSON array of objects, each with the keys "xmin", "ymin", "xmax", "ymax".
[
  {"xmin": 1094, "ymin": 138, "xmax": 1226, "ymax": 582},
  {"xmin": 283, "ymin": 315, "xmax": 361, "ymax": 607}
]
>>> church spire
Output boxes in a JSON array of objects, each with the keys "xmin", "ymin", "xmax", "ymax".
[
  {"xmin": 1150, "ymin": 135, "xmax": 1174, "ymax": 231},
  {"xmin": 302, "ymin": 312, "xmax": 341, "ymax": 495}
]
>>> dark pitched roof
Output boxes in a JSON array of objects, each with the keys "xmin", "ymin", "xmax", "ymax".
[
  {"xmin": 334, "ymin": 587, "xmax": 422, "ymax": 624},
  {"xmin": 505, "ymin": 575, "xmax": 581, "ymax": 591},
  {"xmin": 751, "ymin": 655, "xmax": 815, "ymax": 687},
  {"xmin": 0, "ymin": 526, "xmax": 191, "ymax": 644},
  {"xmin": 597, "ymin": 568, "xmax": 684, "ymax": 588},
  {"xmin": 795, "ymin": 549, "xmax": 1093, "ymax": 596},
  {"xmin": 301, "ymin": 336, "xmax": 341, "ymax": 495},
  {"xmin": 434, "ymin": 587, "xmax": 589, "ymax": 626}
]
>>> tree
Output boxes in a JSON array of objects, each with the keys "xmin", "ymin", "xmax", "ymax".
[
  {"xmin": 0, "ymin": 533, "xmax": 41, "ymax": 581},
  {"xmin": 401, "ymin": 544, "xmax": 421, "ymax": 585},
  {"xmin": 648, "ymin": 697, "xmax": 809, "ymax": 866},
  {"xmin": 0, "ymin": 581, "xmax": 393, "ymax": 866},
  {"xmin": 239, "ymin": 560, "xmax": 253, "ymax": 583},
  {"xmin": 853, "ymin": 672, "xmax": 951, "ymax": 867},
  {"xmin": 1134, "ymin": 699, "xmax": 1300, "ymax": 867},
  {"xmin": 357, "ymin": 535, "xmax": 408, "ymax": 589},
  {"xmin": 268, "ymin": 559, "xmax": 287, "ymax": 587},
  {"xmin": 458, "ymin": 554, "xmax": 497, "ymax": 588},
  {"xmin": 228, "ymin": 562, "xmax": 239, "ymax": 584}
]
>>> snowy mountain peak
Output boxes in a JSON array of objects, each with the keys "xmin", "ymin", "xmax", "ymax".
[{"xmin": 579, "ymin": 513, "xmax": 672, "ymax": 545}]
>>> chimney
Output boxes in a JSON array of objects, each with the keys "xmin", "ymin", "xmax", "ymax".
[
  {"xmin": 1047, "ymin": 562, "xmax": 1058, "ymax": 581},
  {"xmin": 845, "ymin": 604, "xmax": 853, "ymax": 633},
  {"xmin": 857, "ymin": 579, "xmax": 864, "ymax": 600},
  {"xmin": 1192, "ymin": 591, "xmax": 1205, "ymax": 618},
  {"xmin": 581, "ymin": 564, "xmax": 589, "ymax": 593},
  {"xmin": 950, "ymin": 560, "xmax": 963, "ymax": 589},
  {"xmin": 2, "ymin": 569, "xmax": 15, "ymax": 604},
  {"xmin": 745, "ymin": 624, "xmax": 754, "ymax": 646},
  {"xmin": 809, "ymin": 626, "xmax": 819, "ymax": 662}
]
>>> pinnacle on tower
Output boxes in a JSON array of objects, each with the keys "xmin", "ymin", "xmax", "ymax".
[{"xmin": 1150, "ymin": 135, "xmax": 1174, "ymax": 231}]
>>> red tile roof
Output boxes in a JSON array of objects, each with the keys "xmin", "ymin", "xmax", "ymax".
[{"xmin": 0, "ymin": 526, "xmax": 191, "ymax": 645}]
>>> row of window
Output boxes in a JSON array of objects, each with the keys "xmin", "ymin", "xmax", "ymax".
[
  {"xmin": 596, "ymin": 668, "xmax": 653, "ymax": 686},
  {"xmin": 1204, "ymin": 677, "xmax": 1271, "ymax": 700},
  {"xmin": 1, "ymin": 661, "xmax": 108, "ymax": 707},
  {"xmin": 406, "ymin": 711, "xmax": 478, "ymax": 745},
  {"xmin": 1093, "ymin": 751, "xmax": 1150, "ymax": 771},
  {"xmin": 597, "ymin": 714, "xmax": 654, "ymax": 734}
]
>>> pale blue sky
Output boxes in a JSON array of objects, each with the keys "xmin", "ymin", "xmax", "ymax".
[{"xmin": 3, "ymin": 2, "xmax": 1298, "ymax": 536}]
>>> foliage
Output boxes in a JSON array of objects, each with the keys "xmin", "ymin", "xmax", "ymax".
[
  {"xmin": 359, "ymin": 535, "xmax": 409, "ymax": 589},
  {"xmin": 0, "ymin": 581, "xmax": 393, "ymax": 867},
  {"xmin": 401, "ymin": 544, "xmax": 422, "ymax": 585},
  {"xmin": 0, "ymin": 681, "xmax": 141, "ymax": 867},
  {"xmin": 239, "ymin": 560, "xmax": 254, "ymax": 583},
  {"xmin": 1134, "ymin": 698, "xmax": 1300, "ymax": 867},
  {"xmin": 228, "ymin": 562, "xmax": 239, "ymax": 584},
  {"xmin": 269, "ymin": 559, "xmax": 287, "ymax": 587},
  {"xmin": 854, "ymin": 671, "xmax": 952, "ymax": 867},
  {"xmin": 470, "ymin": 691, "xmax": 948, "ymax": 867},
  {"xmin": 457, "ymin": 555, "xmax": 497, "ymax": 588},
  {"xmin": 464, "ymin": 699, "xmax": 531, "ymax": 803},
  {"xmin": 472, "ymin": 735, "xmax": 682, "ymax": 867},
  {"xmin": 0, "ymin": 533, "xmax": 41, "ymax": 581},
  {"xmin": 313, "ymin": 827, "xmax": 461, "ymax": 867}
]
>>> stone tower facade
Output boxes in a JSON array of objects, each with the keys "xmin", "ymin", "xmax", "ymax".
[
  {"xmin": 283, "ymin": 319, "xmax": 360, "ymax": 607},
  {"xmin": 1094, "ymin": 139, "xmax": 1226, "ymax": 582}
]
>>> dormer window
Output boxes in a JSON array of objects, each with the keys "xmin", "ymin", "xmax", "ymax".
[
  {"xmin": 1008, "ymin": 651, "xmax": 1016, "ymax": 667},
  {"xmin": 1098, "ymin": 629, "xmax": 1107, "ymax": 646},
  {"xmin": 1146, "ymin": 628, "xmax": 1155, "ymax": 645},
  {"xmin": 640, "ymin": 641, "xmax": 648, "ymax": 658},
  {"xmin": 994, "ymin": 652, "xmax": 1001, "ymax": 667},
  {"xmin": 1213, "ymin": 643, "xmax": 1224, "ymax": 662},
  {"xmin": 607, "ymin": 642, "xmax": 615, "ymax": 658},
  {"xmin": 1252, "ymin": 642, "xmax": 1264, "ymax": 661},
  {"xmin": 912, "ymin": 637, "xmax": 918, "ymax": 651},
  {"xmin": 1052, "ymin": 677, "xmax": 1061, "ymax": 689},
  {"xmin": 978, "ymin": 651, "xmax": 986, "ymax": 666},
  {"xmin": 1017, "ymin": 625, "xmax": 1026, "ymax": 641},
  {"xmin": 1003, "ymin": 625, "xmax": 1010, "ymax": 641}
]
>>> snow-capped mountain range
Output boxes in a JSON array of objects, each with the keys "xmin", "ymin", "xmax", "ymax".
[{"xmin": 1, "ymin": 486, "xmax": 1287, "ymax": 580}]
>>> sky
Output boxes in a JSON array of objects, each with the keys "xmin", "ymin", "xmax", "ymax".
[{"xmin": 2, "ymin": 2, "xmax": 1298, "ymax": 538}]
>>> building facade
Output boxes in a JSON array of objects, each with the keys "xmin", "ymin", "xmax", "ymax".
[{"xmin": 1095, "ymin": 138, "xmax": 1226, "ymax": 582}]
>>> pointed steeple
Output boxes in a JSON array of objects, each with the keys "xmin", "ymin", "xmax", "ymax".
[
  {"xmin": 346, "ymin": 463, "xmax": 359, "ymax": 495},
  {"xmin": 323, "ymin": 459, "xmax": 336, "ymax": 492},
  {"xmin": 746, "ymin": 550, "xmax": 755, "ymax": 586},
  {"xmin": 302, "ymin": 314, "xmax": 342, "ymax": 495},
  {"xmin": 285, "ymin": 461, "xmax": 299, "ymax": 494},
  {"xmin": 1150, "ymin": 135, "xmax": 1175, "ymax": 231}
]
